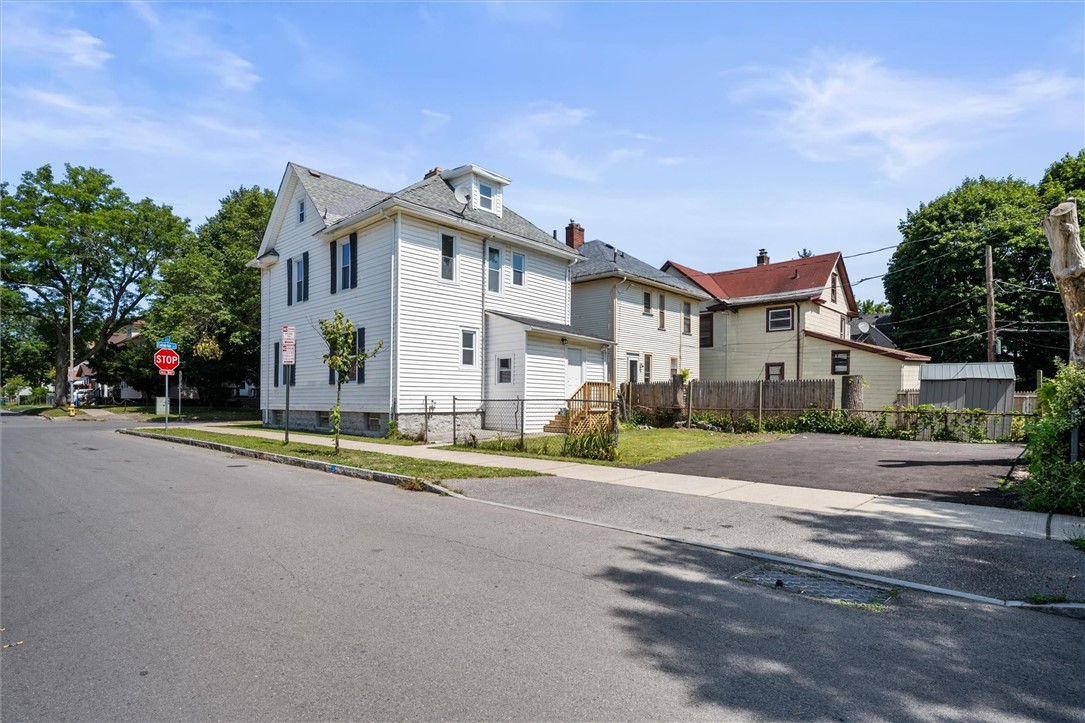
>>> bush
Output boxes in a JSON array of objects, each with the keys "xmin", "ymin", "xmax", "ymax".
[{"xmin": 1008, "ymin": 361, "xmax": 1085, "ymax": 515}]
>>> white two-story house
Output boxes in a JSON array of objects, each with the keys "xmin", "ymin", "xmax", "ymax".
[
  {"xmin": 664, "ymin": 250, "xmax": 928, "ymax": 409},
  {"xmin": 567, "ymin": 225, "xmax": 711, "ymax": 387},
  {"xmin": 249, "ymin": 163, "xmax": 611, "ymax": 436}
]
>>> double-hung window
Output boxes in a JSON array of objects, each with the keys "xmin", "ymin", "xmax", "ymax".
[
  {"xmin": 658, "ymin": 294, "xmax": 666, "ymax": 330},
  {"xmin": 643, "ymin": 354, "xmax": 653, "ymax": 382},
  {"xmin": 341, "ymin": 242, "xmax": 352, "ymax": 291},
  {"xmin": 461, "ymin": 330, "xmax": 476, "ymax": 366},
  {"xmin": 512, "ymin": 252, "xmax": 525, "ymax": 287},
  {"xmin": 643, "ymin": 292, "xmax": 652, "ymax": 315},
  {"xmin": 440, "ymin": 234, "xmax": 456, "ymax": 281},
  {"xmin": 831, "ymin": 350, "xmax": 850, "ymax": 375},
  {"xmin": 700, "ymin": 313, "xmax": 713, "ymax": 347},
  {"xmin": 287, "ymin": 252, "xmax": 309, "ymax": 305},
  {"xmin": 767, "ymin": 307, "xmax": 793, "ymax": 332},
  {"xmin": 831, "ymin": 273, "xmax": 838, "ymax": 303},
  {"xmin": 298, "ymin": 200, "xmax": 305, "ymax": 223},
  {"xmin": 765, "ymin": 362, "xmax": 784, "ymax": 381},
  {"xmin": 682, "ymin": 302, "xmax": 692, "ymax": 335},
  {"xmin": 479, "ymin": 183, "xmax": 494, "ymax": 211},
  {"xmin": 497, "ymin": 357, "xmax": 512, "ymax": 384},
  {"xmin": 487, "ymin": 247, "xmax": 502, "ymax": 293}
]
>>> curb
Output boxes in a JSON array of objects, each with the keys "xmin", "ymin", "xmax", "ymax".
[{"xmin": 117, "ymin": 428, "xmax": 419, "ymax": 488}]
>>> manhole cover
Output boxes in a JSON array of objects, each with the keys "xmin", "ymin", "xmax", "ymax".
[{"xmin": 736, "ymin": 564, "xmax": 896, "ymax": 607}]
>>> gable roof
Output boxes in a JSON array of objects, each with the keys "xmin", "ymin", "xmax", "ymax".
[
  {"xmin": 290, "ymin": 163, "xmax": 388, "ymax": 226},
  {"xmin": 805, "ymin": 330, "xmax": 930, "ymax": 362},
  {"xmin": 573, "ymin": 240, "xmax": 711, "ymax": 299},
  {"xmin": 664, "ymin": 253, "xmax": 857, "ymax": 311},
  {"xmin": 254, "ymin": 163, "xmax": 579, "ymax": 265}
]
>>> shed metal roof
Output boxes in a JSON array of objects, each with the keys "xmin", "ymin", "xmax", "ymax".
[{"xmin": 919, "ymin": 362, "xmax": 1015, "ymax": 381}]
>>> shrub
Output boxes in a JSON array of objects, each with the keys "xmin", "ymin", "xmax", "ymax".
[
  {"xmin": 1009, "ymin": 361, "xmax": 1085, "ymax": 515},
  {"xmin": 560, "ymin": 421, "xmax": 618, "ymax": 461}
]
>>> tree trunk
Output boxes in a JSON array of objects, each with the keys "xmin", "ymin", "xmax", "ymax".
[
  {"xmin": 1043, "ymin": 200, "xmax": 1085, "ymax": 362},
  {"xmin": 841, "ymin": 375, "xmax": 864, "ymax": 413}
]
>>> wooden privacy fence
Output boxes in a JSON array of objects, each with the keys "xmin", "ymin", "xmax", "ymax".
[{"xmin": 624, "ymin": 378, "xmax": 836, "ymax": 419}]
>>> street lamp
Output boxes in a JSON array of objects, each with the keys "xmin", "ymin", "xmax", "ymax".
[{"xmin": 68, "ymin": 293, "xmax": 75, "ymax": 416}]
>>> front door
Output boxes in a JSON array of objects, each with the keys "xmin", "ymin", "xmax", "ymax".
[{"xmin": 565, "ymin": 347, "xmax": 584, "ymax": 397}]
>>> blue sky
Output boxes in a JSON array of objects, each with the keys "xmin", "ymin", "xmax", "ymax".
[{"xmin": 3, "ymin": 1, "xmax": 1083, "ymax": 302}]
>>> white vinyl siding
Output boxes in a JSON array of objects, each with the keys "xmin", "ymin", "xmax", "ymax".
[
  {"xmin": 485, "ymin": 245, "xmax": 570, "ymax": 323},
  {"xmin": 397, "ymin": 216, "xmax": 484, "ymax": 402},
  {"xmin": 570, "ymin": 279, "xmax": 613, "ymax": 339},
  {"xmin": 261, "ymin": 178, "xmax": 392, "ymax": 417}
]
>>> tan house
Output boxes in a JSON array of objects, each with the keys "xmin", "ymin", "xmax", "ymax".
[
  {"xmin": 664, "ymin": 250, "xmax": 929, "ymax": 409},
  {"xmin": 569, "ymin": 223, "xmax": 712, "ymax": 388}
]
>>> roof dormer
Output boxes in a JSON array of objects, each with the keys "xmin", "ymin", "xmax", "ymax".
[{"xmin": 441, "ymin": 164, "xmax": 510, "ymax": 218}]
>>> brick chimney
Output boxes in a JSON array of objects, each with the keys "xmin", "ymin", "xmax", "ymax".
[
  {"xmin": 565, "ymin": 220, "xmax": 585, "ymax": 250},
  {"xmin": 756, "ymin": 249, "xmax": 770, "ymax": 266},
  {"xmin": 424, "ymin": 166, "xmax": 442, "ymax": 179}
]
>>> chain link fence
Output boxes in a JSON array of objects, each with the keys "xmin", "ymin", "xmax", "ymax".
[{"xmin": 395, "ymin": 395, "xmax": 619, "ymax": 450}]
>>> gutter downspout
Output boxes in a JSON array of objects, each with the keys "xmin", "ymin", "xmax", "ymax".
[{"xmin": 383, "ymin": 208, "xmax": 399, "ymax": 424}]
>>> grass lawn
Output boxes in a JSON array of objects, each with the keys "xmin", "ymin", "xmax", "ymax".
[
  {"xmin": 41, "ymin": 407, "xmax": 87, "ymax": 418},
  {"xmin": 453, "ymin": 427, "xmax": 784, "ymax": 466},
  {"xmin": 228, "ymin": 422, "xmax": 418, "ymax": 446},
  {"xmin": 147, "ymin": 428, "xmax": 541, "ymax": 481}
]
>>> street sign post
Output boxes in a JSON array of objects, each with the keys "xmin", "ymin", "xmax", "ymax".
[
  {"xmin": 153, "ymin": 344, "xmax": 181, "ymax": 430},
  {"xmin": 281, "ymin": 326, "xmax": 295, "ymax": 443}
]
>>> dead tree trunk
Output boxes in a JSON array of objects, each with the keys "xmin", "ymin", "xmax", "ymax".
[{"xmin": 1043, "ymin": 199, "xmax": 1085, "ymax": 362}]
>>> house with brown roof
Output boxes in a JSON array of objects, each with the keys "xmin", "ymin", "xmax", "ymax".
[{"xmin": 664, "ymin": 250, "xmax": 929, "ymax": 409}]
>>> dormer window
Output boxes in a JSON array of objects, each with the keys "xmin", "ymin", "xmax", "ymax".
[{"xmin": 479, "ymin": 183, "xmax": 494, "ymax": 212}]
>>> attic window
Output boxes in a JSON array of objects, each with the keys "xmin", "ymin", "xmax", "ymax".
[
  {"xmin": 298, "ymin": 200, "xmax": 305, "ymax": 223},
  {"xmin": 831, "ymin": 273, "xmax": 838, "ymax": 303},
  {"xmin": 478, "ymin": 183, "xmax": 494, "ymax": 211}
]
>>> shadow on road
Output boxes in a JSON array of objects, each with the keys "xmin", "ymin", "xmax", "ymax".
[{"xmin": 596, "ymin": 538, "xmax": 1084, "ymax": 721}]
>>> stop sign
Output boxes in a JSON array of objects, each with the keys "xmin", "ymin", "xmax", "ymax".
[{"xmin": 153, "ymin": 348, "xmax": 180, "ymax": 372}]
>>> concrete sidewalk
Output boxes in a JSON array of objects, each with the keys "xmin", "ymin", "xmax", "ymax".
[{"xmin": 182, "ymin": 423, "xmax": 1085, "ymax": 543}]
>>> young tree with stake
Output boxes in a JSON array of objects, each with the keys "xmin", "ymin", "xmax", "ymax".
[{"xmin": 319, "ymin": 310, "xmax": 381, "ymax": 453}]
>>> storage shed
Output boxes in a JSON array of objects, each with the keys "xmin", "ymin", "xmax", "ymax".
[{"xmin": 918, "ymin": 362, "xmax": 1015, "ymax": 412}]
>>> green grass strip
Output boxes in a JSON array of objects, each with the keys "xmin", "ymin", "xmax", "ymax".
[{"xmin": 150, "ymin": 428, "xmax": 542, "ymax": 481}]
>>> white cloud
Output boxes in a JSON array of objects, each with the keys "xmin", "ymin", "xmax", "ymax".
[
  {"xmin": 657, "ymin": 156, "xmax": 686, "ymax": 166},
  {"xmin": 420, "ymin": 108, "xmax": 451, "ymax": 135},
  {"xmin": 129, "ymin": 3, "xmax": 260, "ymax": 92},
  {"xmin": 729, "ymin": 52, "xmax": 1081, "ymax": 177},
  {"xmin": 1, "ymin": 12, "xmax": 112, "ymax": 70}
]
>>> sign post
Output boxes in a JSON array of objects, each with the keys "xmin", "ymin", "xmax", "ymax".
[
  {"xmin": 154, "ymin": 337, "xmax": 180, "ymax": 430},
  {"xmin": 281, "ymin": 326, "xmax": 296, "ymax": 443}
]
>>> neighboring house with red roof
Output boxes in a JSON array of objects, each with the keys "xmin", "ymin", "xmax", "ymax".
[{"xmin": 664, "ymin": 250, "xmax": 929, "ymax": 409}]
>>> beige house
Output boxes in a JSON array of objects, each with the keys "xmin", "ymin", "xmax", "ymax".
[
  {"xmin": 664, "ymin": 250, "xmax": 928, "ymax": 409},
  {"xmin": 568, "ymin": 224, "xmax": 712, "ymax": 388}
]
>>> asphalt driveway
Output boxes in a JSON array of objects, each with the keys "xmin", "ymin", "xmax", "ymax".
[{"xmin": 639, "ymin": 433, "xmax": 1027, "ymax": 509}]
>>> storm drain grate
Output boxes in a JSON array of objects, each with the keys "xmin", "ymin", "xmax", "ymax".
[{"xmin": 736, "ymin": 564, "xmax": 896, "ymax": 607}]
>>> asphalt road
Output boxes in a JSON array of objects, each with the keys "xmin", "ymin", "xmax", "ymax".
[
  {"xmin": 641, "ymin": 433, "xmax": 1026, "ymax": 508},
  {"xmin": 2, "ymin": 413, "xmax": 1083, "ymax": 722}
]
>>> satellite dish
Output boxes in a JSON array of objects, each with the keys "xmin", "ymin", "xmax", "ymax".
[
  {"xmin": 453, "ymin": 185, "xmax": 471, "ymax": 206},
  {"xmin": 857, "ymin": 321, "xmax": 871, "ymax": 334}
]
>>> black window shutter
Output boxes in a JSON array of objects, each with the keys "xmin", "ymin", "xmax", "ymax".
[
  {"xmin": 350, "ymin": 233, "xmax": 358, "ymax": 289},
  {"xmin": 329, "ymin": 361, "xmax": 335, "ymax": 385},
  {"xmin": 286, "ymin": 259, "xmax": 293, "ymax": 306},
  {"xmin": 302, "ymin": 251, "xmax": 310, "ymax": 301},
  {"xmin": 357, "ymin": 327, "xmax": 365, "ymax": 384},
  {"xmin": 289, "ymin": 363, "xmax": 296, "ymax": 386},
  {"xmin": 329, "ymin": 241, "xmax": 337, "ymax": 295},
  {"xmin": 274, "ymin": 343, "xmax": 280, "ymax": 387}
]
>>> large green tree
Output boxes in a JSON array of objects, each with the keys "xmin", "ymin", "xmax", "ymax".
[
  {"xmin": 885, "ymin": 153, "xmax": 1084, "ymax": 387},
  {"xmin": 1, "ymin": 164, "xmax": 191, "ymax": 405},
  {"xmin": 0, "ymin": 288, "xmax": 53, "ymax": 388},
  {"xmin": 148, "ymin": 186, "xmax": 274, "ymax": 405}
]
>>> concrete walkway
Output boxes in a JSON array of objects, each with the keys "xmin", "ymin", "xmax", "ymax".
[{"xmin": 182, "ymin": 423, "xmax": 1085, "ymax": 543}]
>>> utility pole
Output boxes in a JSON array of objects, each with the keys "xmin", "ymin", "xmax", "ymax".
[{"xmin": 986, "ymin": 245, "xmax": 996, "ymax": 362}]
